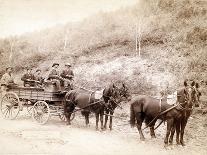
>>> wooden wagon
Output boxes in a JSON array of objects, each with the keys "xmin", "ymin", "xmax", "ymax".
[{"xmin": 0, "ymin": 84, "xmax": 75, "ymax": 124}]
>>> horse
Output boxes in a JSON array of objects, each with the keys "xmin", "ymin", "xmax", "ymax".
[
  {"xmin": 64, "ymin": 83, "xmax": 121, "ymax": 130},
  {"xmin": 129, "ymin": 81, "xmax": 197, "ymax": 145},
  {"xmin": 168, "ymin": 81, "xmax": 201, "ymax": 146},
  {"xmin": 103, "ymin": 83, "xmax": 131, "ymax": 130}
]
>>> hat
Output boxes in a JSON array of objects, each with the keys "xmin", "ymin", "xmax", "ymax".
[
  {"xmin": 25, "ymin": 67, "xmax": 32, "ymax": 70},
  {"xmin": 36, "ymin": 69, "xmax": 41, "ymax": 72},
  {"xmin": 52, "ymin": 63, "xmax": 59, "ymax": 67},
  {"xmin": 6, "ymin": 66, "xmax": 13, "ymax": 71},
  {"xmin": 65, "ymin": 63, "xmax": 71, "ymax": 67}
]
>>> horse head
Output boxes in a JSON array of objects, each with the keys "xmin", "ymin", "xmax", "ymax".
[
  {"xmin": 118, "ymin": 83, "xmax": 132, "ymax": 101},
  {"xmin": 110, "ymin": 83, "xmax": 121, "ymax": 103},
  {"xmin": 180, "ymin": 80, "xmax": 197, "ymax": 108}
]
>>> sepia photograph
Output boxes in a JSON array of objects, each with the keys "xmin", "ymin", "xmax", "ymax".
[{"xmin": 0, "ymin": 0, "xmax": 206, "ymax": 154}]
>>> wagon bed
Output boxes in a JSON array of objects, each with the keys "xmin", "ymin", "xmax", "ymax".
[
  {"xmin": 8, "ymin": 86, "xmax": 65, "ymax": 102},
  {"xmin": 0, "ymin": 85, "xmax": 75, "ymax": 124}
]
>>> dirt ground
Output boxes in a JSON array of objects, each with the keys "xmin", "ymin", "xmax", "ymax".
[{"xmin": 0, "ymin": 103, "xmax": 207, "ymax": 155}]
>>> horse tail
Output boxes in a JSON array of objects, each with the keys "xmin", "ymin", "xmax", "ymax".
[{"xmin": 130, "ymin": 103, "xmax": 136, "ymax": 128}]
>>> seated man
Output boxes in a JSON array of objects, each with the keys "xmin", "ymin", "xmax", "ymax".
[
  {"xmin": 21, "ymin": 67, "xmax": 35, "ymax": 87},
  {"xmin": 48, "ymin": 63, "xmax": 61, "ymax": 92},
  {"xmin": 34, "ymin": 69, "xmax": 44, "ymax": 87},
  {"xmin": 60, "ymin": 63, "xmax": 74, "ymax": 90}
]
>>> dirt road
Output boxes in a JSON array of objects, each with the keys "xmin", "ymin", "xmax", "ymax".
[{"xmin": 0, "ymin": 108, "xmax": 206, "ymax": 155}]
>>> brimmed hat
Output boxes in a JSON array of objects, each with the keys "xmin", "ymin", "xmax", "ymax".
[
  {"xmin": 65, "ymin": 63, "xmax": 71, "ymax": 67},
  {"xmin": 36, "ymin": 69, "xmax": 41, "ymax": 72},
  {"xmin": 25, "ymin": 67, "xmax": 32, "ymax": 70},
  {"xmin": 52, "ymin": 63, "xmax": 59, "ymax": 67},
  {"xmin": 6, "ymin": 66, "xmax": 13, "ymax": 71}
]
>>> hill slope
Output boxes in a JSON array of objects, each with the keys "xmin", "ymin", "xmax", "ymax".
[{"xmin": 0, "ymin": 0, "xmax": 206, "ymax": 94}]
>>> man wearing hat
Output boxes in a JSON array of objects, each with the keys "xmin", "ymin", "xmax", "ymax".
[
  {"xmin": 34, "ymin": 69, "xmax": 44, "ymax": 87},
  {"xmin": 60, "ymin": 63, "xmax": 74, "ymax": 90},
  {"xmin": 48, "ymin": 63, "xmax": 61, "ymax": 92},
  {"xmin": 1, "ymin": 67, "xmax": 16, "ymax": 94},
  {"xmin": 21, "ymin": 67, "xmax": 35, "ymax": 87}
]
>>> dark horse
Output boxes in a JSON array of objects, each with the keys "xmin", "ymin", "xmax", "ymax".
[
  {"xmin": 64, "ymin": 83, "xmax": 121, "ymax": 130},
  {"xmin": 103, "ymin": 83, "xmax": 131, "ymax": 130},
  {"xmin": 130, "ymin": 81, "xmax": 197, "ymax": 145},
  {"xmin": 169, "ymin": 81, "xmax": 201, "ymax": 146}
]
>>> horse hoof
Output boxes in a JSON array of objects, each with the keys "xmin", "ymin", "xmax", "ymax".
[
  {"xmin": 151, "ymin": 135, "xmax": 156, "ymax": 139},
  {"xmin": 140, "ymin": 138, "xmax": 145, "ymax": 141},
  {"xmin": 181, "ymin": 142, "xmax": 185, "ymax": 146},
  {"xmin": 176, "ymin": 142, "xmax": 181, "ymax": 145},
  {"xmin": 66, "ymin": 122, "xmax": 71, "ymax": 126},
  {"xmin": 164, "ymin": 144, "xmax": 169, "ymax": 148}
]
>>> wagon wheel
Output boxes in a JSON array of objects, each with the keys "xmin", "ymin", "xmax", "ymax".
[
  {"xmin": 0, "ymin": 92, "xmax": 20, "ymax": 120},
  {"xmin": 59, "ymin": 112, "xmax": 75, "ymax": 122},
  {"xmin": 32, "ymin": 101, "xmax": 50, "ymax": 125}
]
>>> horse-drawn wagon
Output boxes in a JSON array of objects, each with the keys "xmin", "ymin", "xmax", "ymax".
[{"xmin": 0, "ymin": 83, "xmax": 75, "ymax": 124}]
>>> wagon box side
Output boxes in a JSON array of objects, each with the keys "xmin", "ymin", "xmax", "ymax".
[{"xmin": 9, "ymin": 87, "xmax": 64, "ymax": 102}]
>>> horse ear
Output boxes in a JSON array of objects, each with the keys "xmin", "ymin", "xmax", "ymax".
[
  {"xmin": 184, "ymin": 80, "xmax": 188, "ymax": 87},
  {"xmin": 195, "ymin": 82, "xmax": 199, "ymax": 88},
  {"xmin": 122, "ymin": 83, "xmax": 126, "ymax": 88},
  {"xmin": 191, "ymin": 81, "xmax": 195, "ymax": 87}
]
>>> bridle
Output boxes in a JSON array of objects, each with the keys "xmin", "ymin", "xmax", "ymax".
[{"xmin": 175, "ymin": 86, "xmax": 195, "ymax": 111}]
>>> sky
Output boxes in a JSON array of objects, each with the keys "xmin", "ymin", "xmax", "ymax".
[{"xmin": 0, "ymin": 0, "xmax": 137, "ymax": 38}]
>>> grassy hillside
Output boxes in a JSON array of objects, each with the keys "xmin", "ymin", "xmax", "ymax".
[{"xmin": 0, "ymin": 0, "xmax": 206, "ymax": 95}]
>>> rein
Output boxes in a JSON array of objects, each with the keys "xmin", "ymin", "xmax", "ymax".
[{"xmin": 142, "ymin": 104, "xmax": 179, "ymax": 131}]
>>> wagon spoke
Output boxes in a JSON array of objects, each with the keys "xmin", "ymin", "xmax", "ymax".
[
  {"xmin": 32, "ymin": 101, "xmax": 50, "ymax": 125},
  {"xmin": 1, "ymin": 92, "xmax": 20, "ymax": 120},
  {"xmin": 4, "ymin": 109, "xmax": 10, "ymax": 118},
  {"xmin": 2, "ymin": 107, "xmax": 9, "ymax": 114}
]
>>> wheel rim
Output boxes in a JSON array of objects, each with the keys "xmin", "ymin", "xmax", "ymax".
[
  {"xmin": 0, "ymin": 92, "xmax": 20, "ymax": 120},
  {"xmin": 32, "ymin": 101, "xmax": 50, "ymax": 125}
]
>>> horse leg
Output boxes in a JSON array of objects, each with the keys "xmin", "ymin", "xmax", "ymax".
[
  {"xmin": 136, "ymin": 112, "xmax": 145, "ymax": 141},
  {"xmin": 180, "ymin": 118, "xmax": 188, "ymax": 146},
  {"xmin": 146, "ymin": 117, "xmax": 156, "ymax": 138},
  {"xmin": 164, "ymin": 118, "xmax": 174, "ymax": 146},
  {"xmin": 64, "ymin": 102, "xmax": 75, "ymax": 125},
  {"xmin": 169, "ymin": 122, "xmax": 176, "ymax": 145},
  {"xmin": 104, "ymin": 110, "xmax": 109, "ymax": 129},
  {"xmin": 175, "ymin": 120, "xmax": 181, "ymax": 145},
  {"xmin": 109, "ymin": 111, "xmax": 114, "ymax": 130},
  {"xmin": 85, "ymin": 112, "xmax": 90, "ymax": 127},
  {"xmin": 100, "ymin": 109, "xmax": 104, "ymax": 130},
  {"xmin": 150, "ymin": 125, "xmax": 156, "ymax": 138},
  {"xmin": 95, "ymin": 112, "xmax": 99, "ymax": 130}
]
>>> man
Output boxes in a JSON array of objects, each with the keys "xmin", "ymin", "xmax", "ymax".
[
  {"xmin": 0, "ymin": 67, "xmax": 22, "ymax": 110},
  {"xmin": 60, "ymin": 63, "xmax": 74, "ymax": 90},
  {"xmin": 34, "ymin": 69, "xmax": 44, "ymax": 87},
  {"xmin": 1, "ymin": 67, "xmax": 16, "ymax": 94},
  {"xmin": 48, "ymin": 63, "xmax": 61, "ymax": 92},
  {"xmin": 21, "ymin": 67, "xmax": 35, "ymax": 87}
]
